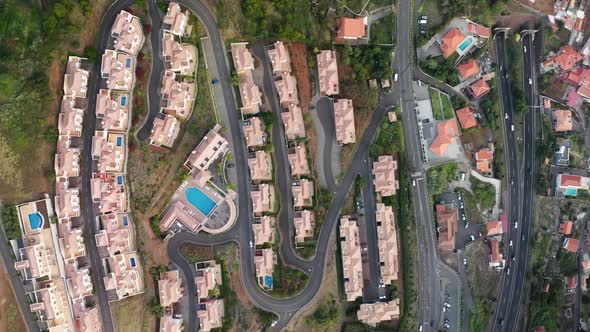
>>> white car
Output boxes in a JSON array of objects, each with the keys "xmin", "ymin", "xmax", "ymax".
[
  {"xmin": 524, "ymin": 46, "xmax": 527, "ymax": 53},
  {"xmin": 470, "ymin": 235, "xmax": 475, "ymax": 241},
  {"xmin": 514, "ymin": 222, "xmax": 518, "ymax": 229},
  {"xmin": 529, "ymin": 78, "xmax": 532, "ymax": 85},
  {"xmin": 463, "ymin": 258, "xmax": 467, "ymax": 265},
  {"xmin": 509, "ymin": 240, "xmax": 513, "ymax": 247},
  {"xmin": 412, "ymin": 180, "xmax": 416, "ymax": 187},
  {"xmin": 394, "ymin": 73, "xmax": 399, "ymax": 81},
  {"xmin": 249, "ymin": 241, "xmax": 253, "ymax": 248},
  {"xmin": 505, "ymin": 113, "xmax": 509, "ymax": 120}
]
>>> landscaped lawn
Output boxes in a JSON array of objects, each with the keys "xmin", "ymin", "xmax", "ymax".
[
  {"xmin": 441, "ymin": 93, "xmax": 454, "ymax": 119},
  {"xmin": 370, "ymin": 13, "xmax": 396, "ymax": 45},
  {"xmin": 430, "ymin": 88, "xmax": 443, "ymax": 120}
]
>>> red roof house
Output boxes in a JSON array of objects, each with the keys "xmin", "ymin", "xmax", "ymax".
[
  {"xmin": 475, "ymin": 148, "xmax": 494, "ymax": 175},
  {"xmin": 455, "ymin": 106, "xmax": 477, "ymax": 130},
  {"xmin": 468, "ymin": 79, "xmax": 490, "ymax": 99},
  {"xmin": 457, "ymin": 59, "xmax": 480, "ymax": 80},
  {"xmin": 467, "ymin": 21, "xmax": 491, "ymax": 38},
  {"xmin": 563, "ymin": 237, "xmax": 579, "ymax": 252},
  {"xmin": 429, "ymin": 119, "xmax": 459, "ymax": 156},
  {"xmin": 439, "ymin": 28, "xmax": 466, "ymax": 58},
  {"xmin": 559, "ymin": 220, "xmax": 573, "ymax": 235},
  {"xmin": 565, "ymin": 275, "xmax": 577, "ymax": 290},
  {"xmin": 335, "ymin": 17, "xmax": 367, "ymax": 43},
  {"xmin": 435, "ymin": 204, "xmax": 458, "ymax": 252},
  {"xmin": 554, "ymin": 45, "xmax": 583, "ymax": 71},
  {"xmin": 485, "ymin": 220, "xmax": 503, "ymax": 236},
  {"xmin": 560, "ymin": 174, "xmax": 582, "ymax": 187}
]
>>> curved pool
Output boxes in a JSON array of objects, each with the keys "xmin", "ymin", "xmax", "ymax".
[{"xmin": 28, "ymin": 212, "xmax": 44, "ymax": 230}]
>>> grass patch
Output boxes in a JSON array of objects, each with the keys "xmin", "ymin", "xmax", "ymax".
[
  {"xmin": 469, "ymin": 176, "xmax": 496, "ymax": 210},
  {"xmin": 369, "ymin": 114, "xmax": 404, "ymax": 158},
  {"xmin": 456, "ymin": 188, "xmax": 483, "ymax": 225},
  {"xmin": 419, "ymin": 54, "xmax": 459, "ymax": 86},
  {"xmin": 441, "ymin": 93, "xmax": 454, "ymax": 119},
  {"xmin": 0, "ymin": 205, "xmax": 21, "ymax": 240},
  {"xmin": 426, "ymin": 162, "xmax": 458, "ymax": 196},
  {"xmin": 430, "ymin": 88, "xmax": 443, "ymax": 120},
  {"xmin": 268, "ymin": 254, "xmax": 309, "ymax": 298},
  {"xmin": 370, "ymin": 13, "xmax": 396, "ymax": 45}
]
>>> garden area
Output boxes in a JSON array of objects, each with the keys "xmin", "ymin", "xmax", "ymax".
[
  {"xmin": 419, "ymin": 54, "xmax": 460, "ymax": 86},
  {"xmin": 0, "ymin": 205, "xmax": 21, "ymax": 240},
  {"xmin": 469, "ymin": 176, "xmax": 496, "ymax": 210},
  {"xmin": 369, "ymin": 109, "xmax": 405, "ymax": 158},
  {"xmin": 269, "ymin": 254, "xmax": 309, "ymax": 298},
  {"xmin": 426, "ymin": 162, "xmax": 459, "ymax": 196},
  {"xmin": 370, "ymin": 13, "xmax": 396, "ymax": 45},
  {"xmin": 429, "ymin": 88, "xmax": 454, "ymax": 120}
]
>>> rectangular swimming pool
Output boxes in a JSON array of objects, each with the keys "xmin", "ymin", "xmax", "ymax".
[
  {"xmin": 120, "ymin": 96, "xmax": 127, "ymax": 106},
  {"xmin": 116, "ymin": 136, "xmax": 122, "ymax": 147},
  {"xmin": 566, "ymin": 188, "xmax": 577, "ymax": 196},
  {"xmin": 458, "ymin": 37, "xmax": 473, "ymax": 52},
  {"xmin": 185, "ymin": 187, "xmax": 216, "ymax": 216}
]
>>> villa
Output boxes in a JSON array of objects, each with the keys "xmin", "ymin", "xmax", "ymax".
[
  {"xmin": 251, "ymin": 184, "xmax": 276, "ymax": 215},
  {"xmin": 489, "ymin": 238, "xmax": 505, "ymax": 270},
  {"xmin": 294, "ymin": 210, "xmax": 315, "ymax": 244},
  {"xmin": 436, "ymin": 203, "xmax": 458, "ymax": 252},
  {"xmin": 162, "ymin": 32, "xmax": 197, "ymax": 76},
  {"xmin": 161, "ymin": 71, "xmax": 196, "ymax": 120},
  {"xmin": 195, "ymin": 260, "xmax": 221, "ymax": 301},
  {"xmin": 63, "ymin": 56, "xmax": 89, "ymax": 99},
  {"xmin": 563, "ymin": 237, "xmax": 580, "ymax": 252},
  {"xmin": 158, "ymin": 270, "xmax": 183, "ymax": 308},
  {"xmin": 334, "ymin": 99, "xmax": 356, "ymax": 145},
  {"xmin": 92, "ymin": 130, "xmax": 126, "ymax": 173},
  {"xmin": 357, "ymin": 299, "xmax": 400, "ymax": 327},
  {"xmin": 243, "ymin": 117, "xmax": 267, "ymax": 149},
  {"xmin": 288, "ymin": 143, "xmax": 310, "ymax": 178},
  {"xmin": 29, "ymin": 279, "xmax": 75, "ymax": 331},
  {"xmin": 475, "ymin": 147, "xmax": 494, "ymax": 176},
  {"xmin": 15, "ymin": 234, "xmax": 59, "ymax": 280},
  {"xmin": 281, "ymin": 104, "xmax": 306, "ymax": 140},
  {"xmin": 239, "ymin": 79, "xmax": 263, "ymax": 115},
  {"xmin": 59, "ymin": 97, "xmax": 84, "ymax": 137},
  {"xmin": 486, "ymin": 220, "xmax": 503, "ymax": 237},
  {"xmin": 429, "ymin": 119, "xmax": 459, "ymax": 157},
  {"xmin": 64, "ymin": 263, "xmax": 93, "ymax": 301},
  {"xmin": 455, "ymin": 106, "xmax": 477, "ymax": 130},
  {"xmin": 163, "ymin": 2, "xmax": 192, "ymax": 37},
  {"xmin": 555, "ymin": 174, "xmax": 590, "ymax": 196},
  {"xmin": 95, "ymin": 213, "xmax": 136, "ymax": 258},
  {"xmin": 160, "ymin": 314, "xmax": 184, "ymax": 332},
  {"xmin": 90, "ymin": 173, "xmax": 127, "ymax": 215},
  {"xmin": 550, "ymin": 109, "xmax": 573, "ymax": 132},
  {"xmin": 267, "ymin": 41, "xmax": 291, "ymax": 76},
  {"xmin": 95, "ymin": 89, "xmax": 130, "ymax": 132},
  {"xmin": 436, "ymin": 18, "xmax": 490, "ymax": 59},
  {"xmin": 439, "ymin": 27, "xmax": 466, "ymax": 58},
  {"xmin": 197, "ymin": 299, "xmax": 225, "ymax": 332},
  {"xmin": 76, "ymin": 306, "xmax": 102, "ymax": 332},
  {"xmin": 58, "ymin": 223, "xmax": 86, "ymax": 262},
  {"xmin": 248, "ymin": 150, "xmax": 273, "ymax": 183},
  {"xmin": 254, "ymin": 248, "xmax": 275, "ymax": 289},
  {"xmin": 339, "ymin": 216, "xmax": 363, "ymax": 301},
  {"xmin": 54, "ymin": 140, "xmax": 81, "ymax": 178},
  {"xmin": 101, "ymin": 49, "xmax": 135, "ymax": 91},
  {"xmin": 372, "ymin": 155, "xmax": 399, "ymax": 197},
  {"xmin": 111, "ymin": 10, "xmax": 144, "ymax": 56},
  {"xmin": 292, "ymin": 179, "xmax": 314, "ymax": 209},
  {"xmin": 231, "ymin": 42, "xmax": 255, "ymax": 75},
  {"xmin": 335, "ymin": 17, "xmax": 367, "ymax": 44},
  {"xmin": 253, "ymin": 216, "xmax": 276, "ymax": 246},
  {"xmin": 275, "ymin": 73, "xmax": 299, "ymax": 107},
  {"xmin": 376, "ymin": 203, "xmax": 399, "ymax": 285},
  {"xmin": 150, "ymin": 114, "xmax": 181, "ymax": 149},
  {"xmin": 317, "ymin": 50, "xmax": 339, "ymax": 96},
  {"xmin": 457, "ymin": 59, "xmax": 480, "ymax": 81},
  {"xmin": 559, "ymin": 220, "xmax": 574, "ymax": 235},
  {"xmin": 468, "ymin": 78, "xmax": 491, "ymax": 100},
  {"xmin": 184, "ymin": 125, "xmax": 229, "ymax": 171},
  {"xmin": 544, "ymin": 45, "xmax": 583, "ymax": 72},
  {"xmin": 54, "ymin": 179, "xmax": 80, "ymax": 221},
  {"xmin": 103, "ymin": 252, "xmax": 144, "ymax": 300}
]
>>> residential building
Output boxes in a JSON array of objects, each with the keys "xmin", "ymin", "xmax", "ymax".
[
  {"xmin": 435, "ymin": 203, "xmax": 457, "ymax": 252},
  {"xmin": 335, "ymin": 17, "xmax": 367, "ymax": 43},
  {"xmin": 429, "ymin": 119, "xmax": 459, "ymax": 157},
  {"xmin": 267, "ymin": 41, "xmax": 291, "ymax": 75},
  {"xmin": 160, "ymin": 314, "xmax": 183, "ymax": 332},
  {"xmin": 111, "ymin": 10, "xmax": 144, "ymax": 56},
  {"xmin": 75, "ymin": 306, "xmax": 102, "ymax": 332},
  {"xmin": 195, "ymin": 260, "xmax": 221, "ymax": 300},
  {"xmin": 239, "ymin": 79, "xmax": 262, "ymax": 115},
  {"xmin": 466, "ymin": 20, "xmax": 490, "ymax": 38},
  {"xmin": 230, "ymin": 42, "xmax": 254, "ymax": 75},
  {"xmin": 468, "ymin": 79, "xmax": 491, "ymax": 99},
  {"xmin": 376, "ymin": 203, "xmax": 399, "ymax": 284},
  {"xmin": 65, "ymin": 263, "xmax": 93, "ymax": 301},
  {"xmin": 252, "ymin": 216, "xmax": 275, "ymax": 246},
  {"xmin": 59, "ymin": 97, "xmax": 84, "ymax": 137},
  {"xmin": 292, "ymin": 179, "xmax": 314, "ymax": 209},
  {"xmin": 29, "ymin": 279, "xmax": 75, "ymax": 331},
  {"xmin": 90, "ymin": 173, "xmax": 127, "ymax": 215},
  {"xmin": 55, "ymin": 142, "xmax": 81, "ymax": 178},
  {"xmin": 101, "ymin": 49, "xmax": 134, "ymax": 91},
  {"xmin": 58, "ymin": 223, "xmax": 86, "ymax": 262},
  {"xmin": 455, "ymin": 106, "xmax": 477, "ymax": 130},
  {"xmin": 457, "ymin": 59, "xmax": 480, "ymax": 80},
  {"xmin": 150, "ymin": 114, "xmax": 181, "ymax": 149},
  {"xmin": 63, "ymin": 56, "xmax": 89, "ymax": 99},
  {"xmin": 251, "ymin": 184, "xmax": 276, "ymax": 215},
  {"xmin": 197, "ymin": 299, "xmax": 225, "ymax": 332},
  {"xmin": 163, "ymin": 2, "xmax": 192, "ymax": 37},
  {"xmin": 254, "ymin": 249, "xmax": 275, "ymax": 289},
  {"xmin": 158, "ymin": 270, "xmax": 183, "ymax": 308},
  {"xmin": 288, "ymin": 144, "xmax": 310, "ymax": 178},
  {"xmin": 92, "ymin": 130, "xmax": 126, "ymax": 173},
  {"xmin": 439, "ymin": 27, "xmax": 466, "ymax": 58},
  {"xmin": 486, "ymin": 220, "xmax": 503, "ymax": 237},
  {"xmin": 356, "ymin": 299, "xmax": 400, "ymax": 327},
  {"xmin": 243, "ymin": 117, "xmax": 267, "ymax": 148},
  {"xmin": 372, "ymin": 155, "xmax": 399, "ymax": 197},
  {"xmin": 294, "ymin": 210, "xmax": 315, "ymax": 243},
  {"xmin": 95, "ymin": 89, "xmax": 130, "ymax": 132},
  {"xmin": 247, "ymin": 150, "xmax": 273, "ymax": 182},
  {"xmin": 565, "ymin": 275, "xmax": 577, "ymax": 292},
  {"xmin": 334, "ymin": 99, "xmax": 356, "ymax": 145},
  {"xmin": 559, "ymin": 220, "xmax": 574, "ymax": 235},
  {"xmin": 550, "ymin": 109, "xmax": 573, "ymax": 132},
  {"xmin": 54, "ymin": 179, "xmax": 81, "ymax": 221},
  {"xmin": 103, "ymin": 252, "xmax": 144, "ymax": 299},
  {"xmin": 555, "ymin": 174, "xmax": 590, "ymax": 196},
  {"xmin": 95, "ymin": 213, "xmax": 136, "ymax": 257},
  {"xmin": 15, "ymin": 235, "xmax": 58, "ymax": 280},
  {"xmin": 554, "ymin": 139, "xmax": 572, "ymax": 166},
  {"xmin": 563, "ymin": 237, "xmax": 580, "ymax": 252},
  {"xmin": 184, "ymin": 125, "xmax": 229, "ymax": 171},
  {"xmin": 339, "ymin": 216, "xmax": 363, "ymax": 301},
  {"xmin": 554, "ymin": 45, "xmax": 583, "ymax": 71},
  {"xmin": 161, "ymin": 71, "xmax": 195, "ymax": 119},
  {"xmin": 489, "ymin": 238, "xmax": 505, "ymax": 269},
  {"xmin": 162, "ymin": 32, "xmax": 197, "ymax": 75},
  {"xmin": 475, "ymin": 147, "xmax": 494, "ymax": 176},
  {"xmin": 281, "ymin": 104, "xmax": 306, "ymax": 140},
  {"xmin": 275, "ymin": 73, "xmax": 299, "ymax": 107},
  {"xmin": 388, "ymin": 111, "xmax": 397, "ymax": 122},
  {"xmin": 317, "ymin": 50, "xmax": 339, "ymax": 96}
]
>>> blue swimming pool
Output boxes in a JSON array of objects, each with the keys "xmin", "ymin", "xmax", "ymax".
[
  {"xmin": 120, "ymin": 96, "xmax": 127, "ymax": 106},
  {"xmin": 125, "ymin": 58, "xmax": 131, "ymax": 68},
  {"xmin": 566, "ymin": 188, "xmax": 578, "ymax": 196},
  {"xmin": 116, "ymin": 136, "xmax": 122, "ymax": 147},
  {"xmin": 185, "ymin": 187, "xmax": 216, "ymax": 216},
  {"xmin": 264, "ymin": 276, "xmax": 273, "ymax": 288},
  {"xmin": 122, "ymin": 216, "xmax": 128, "ymax": 226},
  {"xmin": 28, "ymin": 212, "xmax": 43, "ymax": 230},
  {"xmin": 130, "ymin": 257, "xmax": 136, "ymax": 267},
  {"xmin": 117, "ymin": 176, "xmax": 123, "ymax": 185},
  {"xmin": 458, "ymin": 37, "xmax": 473, "ymax": 52}
]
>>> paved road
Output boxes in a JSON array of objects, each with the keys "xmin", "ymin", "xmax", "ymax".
[{"xmin": 314, "ymin": 97, "xmax": 338, "ymax": 190}]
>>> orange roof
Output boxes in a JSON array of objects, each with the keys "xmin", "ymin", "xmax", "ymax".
[
  {"xmin": 552, "ymin": 109, "xmax": 573, "ymax": 132},
  {"xmin": 559, "ymin": 220, "xmax": 573, "ymax": 235},
  {"xmin": 468, "ymin": 22, "xmax": 490, "ymax": 38},
  {"xmin": 555, "ymin": 45, "xmax": 582, "ymax": 71},
  {"xmin": 429, "ymin": 119, "xmax": 459, "ymax": 156},
  {"xmin": 485, "ymin": 220, "xmax": 502, "ymax": 236},
  {"xmin": 457, "ymin": 59, "xmax": 480, "ymax": 80},
  {"xmin": 440, "ymin": 28, "xmax": 466, "ymax": 58},
  {"xmin": 455, "ymin": 106, "xmax": 477, "ymax": 130},
  {"xmin": 560, "ymin": 174, "xmax": 582, "ymax": 187},
  {"xmin": 336, "ymin": 17, "xmax": 366, "ymax": 42},
  {"xmin": 543, "ymin": 97, "xmax": 551, "ymax": 109},
  {"xmin": 469, "ymin": 79, "xmax": 490, "ymax": 99},
  {"xmin": 475, "ymin": 148, "xmax": 493, "ymax": 161},
  {"xmin": 490, "ymin": 238, "xmax": 502, "ymax": 263},
  {"xmin": 563, "ymin": 237, "xmax": 579, "ymax": 252}
]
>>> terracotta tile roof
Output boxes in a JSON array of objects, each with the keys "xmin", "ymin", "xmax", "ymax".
[
  {"xmin": 158, "ymin": 270, "xmax": 183, "ymax": 307},
  {"xmin": 292, "ymin": 179, "xmax": 314, "ymax": 209},
  {"xmin": 195, "ymin": 261, "xmax": 221, "ymax": 301},
  {"xmin": 150, "ymin": 114, "xmax": 180, "ymax": 148},
  {"xmin": 563, "ymin": 237, "xmax": 579, "ymax": 252},
  {"xmin": 230, "ymin": 42, "xmax": 254, "ymax": 75},
  {"xmin": 317, "ymin": 50, "xmax": 339, "ymax": 96},
  {"xmin": 468, "ymin": 22, "xmax": 491, "ymax": 38},
  {"xmin": 475, "ymin": 148, "xmax": 494, "ymax": 174},
  {"xmin": 335, "ymin": 17, "xmax": 367, "ymax": 43},
  {"xmin": 356, "ymin": 299, "xmax": 400, "ymax": 327},
  {"xmin": 248, "ymin": 150, "xmax": 272, "ymax": 182},
  {"xmin": 372, "ymin": 155, "xmax": 399, "ymax": 197},
  {"xmin": 339, "ymin": 216, "xmax": 363, "ymax": 301},
  {"xmin": 555, "ymin": 45, "xmax": 583, "ymax": 71},
  {"xmin": 267, "ymin": 41, "xmax": 291, "ymax": 75},
  {"xmin": 288, "ymin": 144, "xmax": 310, "ymax": 178},
  {"xmin": 468, "ymin": 79, "xmax": 491, "ymax": 99},
  {"xmin": 435, "ymin": 204, "xmax": 457, "ymax": 251},
  {"xmin": 184, "ymin": 125, "xmax": 229, "ymax": 171},
  {"xmin": 486, "ymin": 220, "xmax": 503, "ymax": 236},
  {"xmin": 162, "ymin": 32, "xmax": 197, "ymax": 75},
  {"xmin": 197, "ymin": 299, "xmax": 224, "ymax": 332},
  {"xmin": 560, "ymin": 174, "xmax": 582, "ymax": 187},
  {"xmin": 559, "ymin": 220, "xmax": 574, "ymax": 235},
  {"xmin": 163, "ymin": 2, "xmax": 191, "ymax": 37},
  {"xmin": 375, "ymin": 203, "xmax": 399, "ymax": 284},
  {"xmin": 457, "ymin": 59, "xmax": 480, "ymax": 80},
  {"xmin": 565, "ymin": 275, "xmax": 577, "ymax": 289},
  {"xmin": 252, "ymin": 216, "xmax": 275, "ymax": 246},
  {"xmin": 294, "ymin": 210, "xmax": 315, "ymax": 243},
  {"xmin": 429, "ymin": 119, "xmax": 459, "ymax": 156},
  {"xmin": 455, "ymin": 106, "xmax": 477, "ymax": 130},
  {"xmin": 281, "ymin": 104, "xmax": 306, "ymax": 140},
  {"xmin": 490, "ymin": 238, "xmax": 502, "ymax": 263},
  {"xmin": 243, "ymin": 117, "xmax": 267, "ymax": 148},
  {"xmin": 334, "ymin": 99, "xmax": 356, "ymax": 144},
  {"xmin": 251, "ymin": 184, "xmax": 275, "ymax": 215},
  {"xmin": 440, "ymin": 28, "xmax": 466, "ymax": 58}
]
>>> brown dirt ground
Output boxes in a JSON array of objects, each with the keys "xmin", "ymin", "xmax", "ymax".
[
  {"xmin": 287, "ymin": 42, "xmax": 312, "ymax": 113},
  {"xmin": 0, "ymin": 267, "xmax": 26, "ymax": 332},
  {"xmin": 515, "ymin": 0, "xmax": 555, "ymax": 15}
]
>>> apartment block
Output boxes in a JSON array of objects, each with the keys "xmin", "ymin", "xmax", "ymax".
[
  {"xmin": 111, "ymin": 10, "xmax": 145, "ymax": 56},
  {"xmin": 29, "ymin": 279, "xmax": 75, "ymax": 331},
  {"xmin": 372, "ymin": 155, "xmax": 399, "ymax": 197},
  {"xmin": 184, "ymin": 125, "xmax": 229, "ymax": 171},
  {"xmin": 294, "ymin": 210, "xmax": 315, "ymax": 243},
  {"xmin": 317, "ymin": 50, "xmax": 339, "ymax": 96},
  {"xmin": 375, "ymin": 203, "xmax": 399, "ymax": 284},
  {"xmin": 356, "ymin": 299, "xmax": 400, "ymax": 327},
  {"xmin": 288, "ymin": 144, "xmax": 310, "ymax": 178},
  {"xmin": 95, "ymin": 89, "xmax": 130, "ymax": 132},
  {"xmin": 150, "ymin": 114, "xmax": 181, "ymax": 149},
  {"xmin": 281, "ymin": 104, "xmax": 306, "ymax": 140},
  {"xmin": 334, "ymin": 99, "xmax": 356, "ymax": 145},
  {"xmin": 339, "ymin": 216, "xmax": 363, "ymax": 301},
  {"xmin": 248, "ymin": 150, "xmax": 273, "ymax": 182}
]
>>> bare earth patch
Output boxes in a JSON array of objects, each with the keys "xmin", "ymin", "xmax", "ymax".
[{"xmin": 0, "ymin": 266, "xmax": 26, "ymax": 332}]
